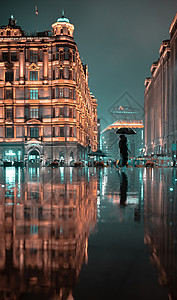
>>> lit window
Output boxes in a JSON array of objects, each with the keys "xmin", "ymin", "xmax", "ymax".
[
  {"xmin": 30, "ymin": 50, "xmax": 38, "ymax": 62},
  {"xmin": 60, "ymin": 107, "xmax": 64, "ymax": 117},
  {"xmin": 69, "ymin": 89, "xmax": 72, "ymax": 99},
  {"xmin": 30, "ymin": 108, "xmax": 38, "ymax": 119},
  {"xmin": 30, "ymin": 71, "xmax": 38, "ymax": 81},
  {"xmin": 30, "ymin": 127, "xmax": 39, "ymax": 138},
  {"xmin": 59, "ymin": 68, "xmax": 64, "ymax": 79},
  {"xmin": 59, "ymin": 88, "xmax": 64, "ymax": 98},
  {"xmin": 30, "ymin": 89, "xmax": 38, "ymax": 99},
  {"xmin": 6, "ymin": 107, "xmax": 13, "ymax": 119}
]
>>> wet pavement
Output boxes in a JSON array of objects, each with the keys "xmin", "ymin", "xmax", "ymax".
[{"xmin": 0, "ymin": 166, "xmax": 176, "ymax": 300}]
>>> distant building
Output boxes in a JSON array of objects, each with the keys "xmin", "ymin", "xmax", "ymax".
[
  {"xmin": 0, "ymin": 14, "xmax": 97, "ymax": 166},
  {"xmin": 101, "ymin": 92, "xmax": 144, "ymax": 159},
  {"xmin": 144, "ymin": 13, "xmax": 177, "ymax": 156}
]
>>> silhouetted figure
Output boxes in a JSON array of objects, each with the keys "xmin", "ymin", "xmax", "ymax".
[
  {"xmin": 118, "ymin": 134, "xmax": 129, "ymax": 168},
  {"xmin": 120, "ymin": 172, "xmax": 128, "ymax": 205}
]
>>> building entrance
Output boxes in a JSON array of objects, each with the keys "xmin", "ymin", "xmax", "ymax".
[{"xmin": 28, "ymin": 150, "xmax": 40, "ymax": 164}]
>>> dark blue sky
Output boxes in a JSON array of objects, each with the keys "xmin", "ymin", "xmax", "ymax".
[{"xmin": 0, "ymin": 0, "xmax": 177, "ymax": 129}]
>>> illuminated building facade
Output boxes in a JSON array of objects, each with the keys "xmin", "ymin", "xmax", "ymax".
[
  {"xmin": 144, "ymin": 13, "xmax": 177, "ymax": 156},
  {"xmin": 0, "ymin": 15, "xmax": 97, "ymax": 166}
]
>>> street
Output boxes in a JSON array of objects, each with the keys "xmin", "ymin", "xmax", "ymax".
[{"xmin": 0, "ymin": 166, "xmax": 176, "ymax": 299}]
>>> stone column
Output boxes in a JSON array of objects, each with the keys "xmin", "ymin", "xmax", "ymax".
[
  {"xmin": 19, "ymin": 47, "xmax": 25, "ymax": 84},
  {"xmin": 43, "ymin": 46, "xmax": 48, "ymax": 83}
]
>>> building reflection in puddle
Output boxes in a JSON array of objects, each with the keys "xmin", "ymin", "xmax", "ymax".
[
  {"xmin": 144, "ymin": 168, "xmax": 177, "ymax": 300},
  {"xmin": 0, "ymin": 166, "xmax": 97, "ymax": 299}
]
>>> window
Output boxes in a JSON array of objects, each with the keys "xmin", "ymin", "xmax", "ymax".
[
  {"xmin": 30, "ymin": 89, "xmax": 38, "ymax": 100},
  {"xmin": 59, "ymin": 68, "xmax": 64, "ymax": 79},
  {"xmin": 69, "ymin": 127, "xmax": 73, "ymax": 137},
  {"xmin": 69, "ymin": 89, "xmax": 72, "ymax": 99},
  {"xmin": 59, "ymin": 88, "xmax": 64, "ymax": 98},
  {"xmin": 11, "ymin": 52, "xmax": 17, "ymax": 62},
  {"xmin": 5, "ymin": 71, "xmax": 14, "ymax": 82},
  {"xmin": 60, "ymin": 107, "xmax": 64, "ymax": 117},
  {"xmin": 59, "ymin": 50, "xmax": 64, "ymax": 61},
  {"xmin": 64, "ymin": 67, "xmax": 69, "ymax": 79},
  {"xmin": 6, "ymin": 107, "xmax": 13, "ymax": 119},
  {"xmin": 73, "ymin": 50, "xmax": 75, "ymax": 62},
  {"xmin": 30, "ymin": 71, "xmax": 38, "ymax": 81},
  {"xmin": 6, "ymin": 126, "xmax": 14, "ymax": 138},
  {"xmin": 64, "ymin": 87, "xmax": 69, "ymax": 98},
  {"xmin": 30, "ymin": 108, "xmax": 38, "ymax": 118},
  {"xmin": 64, "ymin": 47, "xmax": 69, "ymax": 60},
  {"xmin": 68, "ymin": 51, "xmax": 72, "ymax": 61},
  {"xmin": 73, "ymin": 89, "xmax": 76, "ymax": 100},
  {"xmin": 53, "ymin": 69, "xmax": 55, "ymax": 80},
  {"xmin": 60, "ymin": 127, "xmax": 64, "ymax": 137},
  {"xmin": 73, "ymin": 69, "xmax": 76, "ymax": 81},
  {"xmin": 69, "ymin": 69, "xmax": 72, "ymax": 80},
  {"xmin": 2, "ymin": 52, "xmax": 9, "ymax": 62},
  {"xmin": 30, "ymin": 127, "xmax": 39, "ymax": 138},
  {"xmin": 5, "ymin": 89, "xmax": 13, "ymax": 99},
  {"xmin": 69, "ymin": 108, "xmax": 72, "ymax": 118},
  {"xmin": 7, "ymin": 30, "xmax": 11, "ymax": 36},
  {"xmin": 30, "ymin": 50, "xmax": 38, "ymax": 63}
]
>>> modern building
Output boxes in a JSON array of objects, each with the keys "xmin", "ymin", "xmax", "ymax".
[
  {"xmin": 0, "ymin": 14, "xmax": 98, "ymax": 166},
  {"xmin": 144, "ymin": 13, "xmax": 177, "ymax": 156},
  {"xmin": 101, "ymin": 92, "xmax": 144, "ymax": 159}
]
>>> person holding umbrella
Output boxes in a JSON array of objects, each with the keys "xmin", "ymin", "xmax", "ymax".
[
  {"xmin": 117, "ymin": 134, "xmax": 129, "ymax": 169},
  {"xmin": 116, "ymin": 127, "xmax": 136, "ymax": 170}
]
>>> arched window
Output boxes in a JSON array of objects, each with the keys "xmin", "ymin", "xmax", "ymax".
[
  {"xmin": 68, "ymin": 50, "xmax": 72, "ymax": 61},
  {"xmin": 59, "ymin": 50, "xmax": 64, "ymax": 61},
  {"xmin": 7, "ymin": 30, "xmax": 11, "ymax": 36},
  {"xmin": 60, "ymin": 28, "xmax": 63, "ymax": 35}
]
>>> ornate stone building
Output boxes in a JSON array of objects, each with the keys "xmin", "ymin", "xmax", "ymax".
[
  {"xmin": 144, "ymin": 13, "xmax": 177, "ymax": 156},
  {"xmin": 0, "ymin": 14, "xmax": 98, "ymax": 166}
]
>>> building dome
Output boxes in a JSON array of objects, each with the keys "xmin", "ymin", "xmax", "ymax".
[
  {"xmin": 52, "ymin": 11, "xmax": 74, "ymax": 37},
  {"xmin": 57, "ymin": 15, "xmax": 70, "ymax": 23}
]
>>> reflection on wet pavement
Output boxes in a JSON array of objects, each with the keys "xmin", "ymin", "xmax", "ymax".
[{"xmin": 0, "ymin": 166, "xmax": 176, "ymax": 299}]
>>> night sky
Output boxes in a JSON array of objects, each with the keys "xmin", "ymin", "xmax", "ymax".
[{"xmin": 0, "ymin": 0, "xmax": 177, "ymax": 129}]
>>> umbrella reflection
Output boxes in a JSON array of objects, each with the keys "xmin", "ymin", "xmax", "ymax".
[{"xmin": 120, "ymin": 171, "xmax": 128, "ymax": 206}]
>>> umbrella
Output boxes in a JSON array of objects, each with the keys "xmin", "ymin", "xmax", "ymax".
[{"xmin": 116, "ymin": 127, "xmax": 137, "ymax": 135}]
